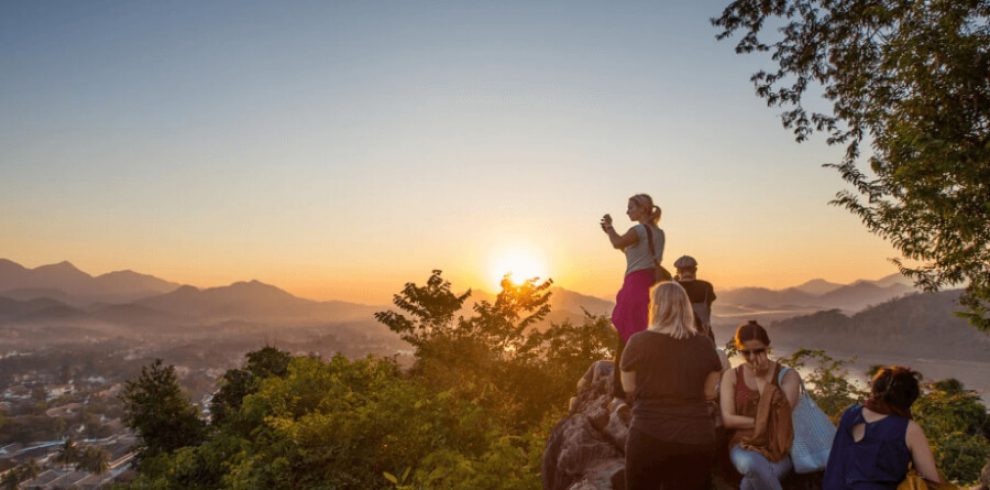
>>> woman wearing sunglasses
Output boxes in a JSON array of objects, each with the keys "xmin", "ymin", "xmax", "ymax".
[{"xmin": 720, "ymin": 321, "xmax": 802, "ymax": 490}]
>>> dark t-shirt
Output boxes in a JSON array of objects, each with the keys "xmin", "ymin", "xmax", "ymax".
[
  {"xmin": 620, "ymin": 330, "xmax": 722, "ymax": 445},
  {"xmin": 677, "ymin": 279, "xmax": 716, "ymax": 304}
]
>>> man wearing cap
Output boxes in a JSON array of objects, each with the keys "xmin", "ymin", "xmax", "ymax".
[{"xmin": 674, "ymin": 255, "xmax": 717, "ymax": 340}]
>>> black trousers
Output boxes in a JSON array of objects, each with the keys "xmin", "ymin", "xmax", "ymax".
[
  {"xmin": 612, "ymin": 333, "xmax": 627, "ymax": 398},
  {"xmin": 625, "ymin": 427, "xmax": 715, "ymax": 490}
]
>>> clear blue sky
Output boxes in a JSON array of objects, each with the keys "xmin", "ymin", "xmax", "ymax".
[{"xmin": 0, "ymin": 0, "xmax": 899, "ymax": 302}]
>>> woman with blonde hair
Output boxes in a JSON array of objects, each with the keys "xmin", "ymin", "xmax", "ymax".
[
  {"xmin": 601, "ymin": 193, "xmax": 669, "ymax": 398},
  {"xmin": 620, "ymin": 281, "xmax": 722, "ymax": 490}
]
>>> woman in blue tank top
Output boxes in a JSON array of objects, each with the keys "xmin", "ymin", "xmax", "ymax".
[{"xmin": 823, "ymin": 366, "xmax": 941, "ymax": 489}]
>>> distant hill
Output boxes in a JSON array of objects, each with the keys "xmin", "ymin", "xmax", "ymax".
[
  {"xmin": 792, "ymin": 278, "xmax": 843, "ymax": 295},
  {"xmin": 0, "ymin": 259, "xmax": 180, "ymax": 304},
  {"xmin": 766, "ymin": 290, "xmax": 990, "ymax": 362},
  {"xmin": 719, "ymin": 273, "xmax": 918, "ymax": 313},
  {"xmin": 135, "ymin": 280, "xmax": 381, "ymax": 323},
  {"xmin": 718, "ymin": 287, "xmax": 817, "ymax": 308}
]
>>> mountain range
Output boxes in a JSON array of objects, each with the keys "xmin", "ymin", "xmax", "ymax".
[
  {"xmin": 763, "ymin": 290, "xmax": 990, "ymax": 362},
  {"xmin": 0, "ymin": 258, "xmax": 930, "ymax": 335},
  {"xmin": 716, "ymin": 273, "xmax": 917, "ymax": 313},
  {"xmin": 0, "ymin": 259, "xmax": 179, "ymax": 304}
]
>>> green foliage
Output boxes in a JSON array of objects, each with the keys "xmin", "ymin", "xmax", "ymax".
[
  {"xmin": 1, "ymin": 458, "xmax": 39, "ymax": 490},
  {"xmin": 378, "ymin": 272, "xmax": 612, "ymax": 429},
  {"xmin": 210, "ymin": 346, "xmax": 292, "ymax": 426},
  {"xmin": 779, "ymin": 348, "xmax": 867, "ymax": 421},
  {"xmin": 914, "ymin": 379, "xmax": 990, "ymax": 483},
  {"xmin": 125, "ymin": 271, "xmax": 614, "ymax": 489},
  {"xmin": 374, "ymin": 269, "xmax": 471, "ymax": 350},
  {"xmin": 120, "ymin": 359, "xmax": 206, "ymax": 463},
  {"xmin": 713, "ymin": 0, "xmax": 990, "ymax": 330}
]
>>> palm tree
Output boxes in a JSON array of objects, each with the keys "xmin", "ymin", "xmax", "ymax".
[{"xmin": 55, "ymin": 437, "xmax": 79, "ymax": 469}]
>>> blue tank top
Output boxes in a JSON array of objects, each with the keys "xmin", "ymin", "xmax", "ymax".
[{"xmin": 823, "ymin": 405, "xmax": 911, "ymax": 490}]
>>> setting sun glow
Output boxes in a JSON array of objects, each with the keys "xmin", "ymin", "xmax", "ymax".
[{"xmin": 490, "ymin": 249, "xmax": 549, "ymax": 288}]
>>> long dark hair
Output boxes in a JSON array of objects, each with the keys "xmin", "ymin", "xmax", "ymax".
[{"xmin": 865, "ymin": 366, "xmax": 921, "ymax": 419}]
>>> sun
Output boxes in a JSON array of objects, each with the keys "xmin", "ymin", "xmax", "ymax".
[{"xmin": 490, "ymin": 249, "xmax": 549, "ymax": 288}]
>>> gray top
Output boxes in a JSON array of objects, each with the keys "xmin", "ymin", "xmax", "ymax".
[{"xmin": 624, "ymin": 224, "xmax": 664, "ymax": 275}]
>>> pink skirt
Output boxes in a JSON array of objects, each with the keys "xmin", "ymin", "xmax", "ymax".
[{"xmin": 611, "ymin": 268, "xmax": 654, "ymax": 342}]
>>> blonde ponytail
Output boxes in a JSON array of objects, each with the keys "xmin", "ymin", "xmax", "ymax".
[{"xmin": 630, "ymin": 194, "xmax": 662, "ymax": 225}]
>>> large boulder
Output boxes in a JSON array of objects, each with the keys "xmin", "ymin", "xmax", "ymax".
[{"xmin": 542, "ymin": 360, "xmax": 821, "ymax": 490}]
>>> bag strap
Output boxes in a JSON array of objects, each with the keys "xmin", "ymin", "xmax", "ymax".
[{"xmin": 643, "ymin": 224, "xmax": 661, "ymax": 268}]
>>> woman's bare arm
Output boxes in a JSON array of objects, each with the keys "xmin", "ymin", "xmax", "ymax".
[
  {"xmin": 606, "ymin": 226, "xmax": 639, "ymax": 250},
  {"xmin": 720, "ymin": 369, "xmax": 755, "ymax": 429},
  {"xmin": 621, "ymin": 369, "xmax": 636, "ymax": 397},
  {"xmin": 704, "ymin": 370, "xmax": 721, "ymax": 401},
  {"xmin": 906, "ymin": 421, "xmax": 941, "ymax": 483},
  {"xmin": 781, "ymin": 369, "xmax": 801, "ymax": 412}
]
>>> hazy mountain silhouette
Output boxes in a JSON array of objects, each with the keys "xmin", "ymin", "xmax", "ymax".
[
  {"xmin": 766, "ymin": 290, "xmax": 990, "ymax": 361},
  {"xmin": 0, "ymin": 258, "xmax": 180, "ymax": 303},
  {"xmin": 719, "ymin": 274, "xmax": 917, "ymax": 312},
  {"xmin": 814, "ymin": 281, "xmax": 914, "ymax": 311},
  {"xmin": 0, "ymin": 296, "xmax": 75, "ymax": 322},
  {"xmin": 792, "ymin": 278, "xmax": 844, "ymax": 295},
  {"xmin": 135, "ymin": 280, "xmax": 380, "ymax": 323},
  {"xmin": 718, "ymin": 287, "xmax": 817, "ymax": 308}
]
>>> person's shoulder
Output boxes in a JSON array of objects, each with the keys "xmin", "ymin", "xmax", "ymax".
[
  {"xmin": 781, "ymin": 365, "xmax": 801, "ymax": 382},
  {"xmin": 838, "ymin": 403, "xmax": 863, "ymax": 425},
  {"xmin": 626, "ymin": 330, "xmax": 651, "ymax": 345}
]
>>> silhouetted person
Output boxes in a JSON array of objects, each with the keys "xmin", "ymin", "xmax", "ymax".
[
  {"xmin": 601, "ymin": 193, "xmax": 665, "ymax": 399},
  {"xmin": 674, "ymin": 255, "xmax": 717, "ymax": 341}
]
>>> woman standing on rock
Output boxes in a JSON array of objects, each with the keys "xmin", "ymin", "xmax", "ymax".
[
  {"xmin": 601, "ymin": 193, "xmax": 669, "ymax": 399},
  {"xmin": 620, "ymin": 281, "xmax": 722, "ymax": 490},
  {"xmin": 721, "ymin": 321, "xmax": 801, "ymax": 490}
]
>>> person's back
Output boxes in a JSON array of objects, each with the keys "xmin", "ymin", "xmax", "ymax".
[
  {"xmin": 624, "ymin": 223, "xmax": 664, "ymax": 275},
  {"xmin": 823, "ymin": 366, "xmax": 941, "ymax": 490},
  {"xmin": 824, "ymin": 405, "xmax": 911, "ymax": 490},
  {"xmin": 623, "ymin": 330, "xmax": 721, "ymax": 445},
  {"xmin": 673, "ymin": 256, "xmax": 715, "ymax": 338}
]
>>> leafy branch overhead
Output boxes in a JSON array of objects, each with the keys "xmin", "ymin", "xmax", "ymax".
[{"xmin": 713, "ymin": 0, "xmax": 990, "ymax": 330}]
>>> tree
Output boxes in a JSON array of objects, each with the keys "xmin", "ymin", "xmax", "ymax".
[
  {"xmin": 78, "ymin": 446, "xmax": 110, "ymax": 475},
  {"xmin": 210, "ymin": 346, "xmax": 292, "ymax": 426},
  {"xmin": 374, "ymin": 269, "xmax": 471, "ymax": 351},
  {"xmin": 54, "ymin": 437, "xmax": 79, "ymax": 469},
  {"xmin": 120, "ymin": 359, "xmax": 206, "ymax": 462},
  {"xmin": 1, "ymin": 459, "xmax": 39, "ymax": 490},
  {"xmin": 713, "ymin": 0, "xmax": 990, "ymax": 330}
]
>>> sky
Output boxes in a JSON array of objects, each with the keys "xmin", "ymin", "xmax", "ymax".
[{"xmin": 0, "ymin": 0, "xmax": 903, "ymax": 304}]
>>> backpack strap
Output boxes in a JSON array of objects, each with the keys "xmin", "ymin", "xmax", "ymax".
[
  {"xmin": 643, "ymin": 225, "xmax": 670, "ymax": 279},
  {"xmin": 642, "ymin": 224, "xmax": 659, "ymax": 263}
]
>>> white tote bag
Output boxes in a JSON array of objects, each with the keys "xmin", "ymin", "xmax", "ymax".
[{"xmin": 778, "ymin": 367, "xmax": 837, "ymax": 473}]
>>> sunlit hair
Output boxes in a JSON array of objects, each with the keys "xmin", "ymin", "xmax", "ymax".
[
  {"xmin": 629, "ymin": 193, "xmax": 662, "ymax": 225},
  {"xmin": 734, "ymin": 320, "xmax": 771, "ymax": 350},
  {"xmin": 648, "ymin": 281, "xmax": 697, "ymax": 339}
]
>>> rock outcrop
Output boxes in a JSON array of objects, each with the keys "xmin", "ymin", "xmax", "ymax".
[
  {"xmin": 542, "ymin": 360, "xmax": 823, "ymax": 490},
  {"xmin": 543, "ymin": 361, "xmax": 627, "ymax": 490}
]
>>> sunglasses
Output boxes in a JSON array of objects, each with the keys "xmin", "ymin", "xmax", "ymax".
[{"xmin": 739, "ymin": 348, "xmax": 767, "ymax": 358}]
